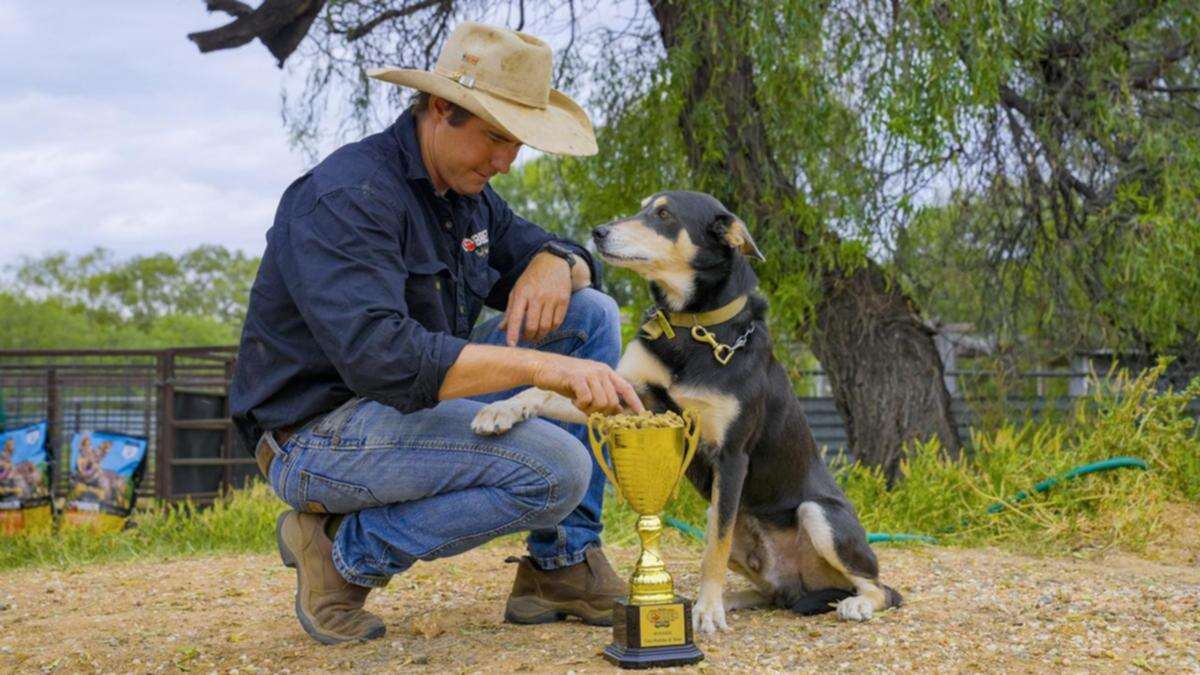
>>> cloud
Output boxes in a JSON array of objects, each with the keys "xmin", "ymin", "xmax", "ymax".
[{"xmin": 0, "ymin": 1, "xmax": 309, "ymax": 267}]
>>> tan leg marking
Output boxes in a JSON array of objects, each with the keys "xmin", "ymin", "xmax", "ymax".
[
  {"xmin": 695, "ymin": 482, "xmax": 736, "ymax": 634},
  {"xmin": 723, "ymin": 589, "xmax": 771, "ymax": 611}
]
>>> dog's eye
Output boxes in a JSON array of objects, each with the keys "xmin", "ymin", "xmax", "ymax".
[{"xmin": 656, "ymin": 208, "xmax": 670, "ymax": 220}]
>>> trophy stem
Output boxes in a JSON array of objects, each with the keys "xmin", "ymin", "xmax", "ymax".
[{"xmin": 629, "ymin": 514, "xmax": 675, "ymax": 605}]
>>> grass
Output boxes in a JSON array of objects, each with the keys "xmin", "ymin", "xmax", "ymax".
[{"xmin": 2, "ymin": 364, "xmax": 1197, "ymax": 572}]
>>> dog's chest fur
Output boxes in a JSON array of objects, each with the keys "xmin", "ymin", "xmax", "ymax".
[{"xmin": 617, "ymin": 317, "xmax": 762, "ymax": 455}]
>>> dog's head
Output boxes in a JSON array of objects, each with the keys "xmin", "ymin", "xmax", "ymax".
[
  {"xmin": 76, "ymin": 438, "xmax": 110, "ymax": 479},
  {"xmin": 591, "ymin": 191, "xmax": 764, "ymax": 307}
]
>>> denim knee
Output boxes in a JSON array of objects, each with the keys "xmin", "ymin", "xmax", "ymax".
[
  {"xmin": 572, "ymin": 286, "xmax": 619, "ymax": 324},
  {"xmin": 529, "ymin": 434, "xmax": 592, "ymax": 529},
  {"xmin": 566, "ymin": 288, "xmax": 621, "ymax": 361}
]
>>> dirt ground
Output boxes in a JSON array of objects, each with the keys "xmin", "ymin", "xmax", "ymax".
[{"xmin": 2, "ymin": 538, "xmax": 1199, "ymax": 674}]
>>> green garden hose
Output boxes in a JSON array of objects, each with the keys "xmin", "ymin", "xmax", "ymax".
[{"xmin": 662, "ymin": 456, "xmax": 1149, "ymax": 545}]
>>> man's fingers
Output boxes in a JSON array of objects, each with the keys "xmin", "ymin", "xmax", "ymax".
[
  {"xmin": 506, "ymin": 296, "xmax": 527, "ymax": 346},
  {"xmin": 584, "ymin": 376, "xmax": 608, "ymax": 414},
  {"xmin": 600, "ymin": 377, "xmax": 621, "ymax": 414},
  {"xmin": 537, "ymin": 301, "xmax": 558, "ymax": 341},
  {"xmin": 551, "ymin": 300, "xmax": 567, "ymax": 333},
  {"xmin": 571, "ymin": 375, "xmax": 594, "ymax": 411},
  {"xmin": 524, "ymin": 298, "xmax": 542, "ymax": 342},
  {"xmin": 615, "ymin": 377, "xmax": 645, "ymax": 413}
]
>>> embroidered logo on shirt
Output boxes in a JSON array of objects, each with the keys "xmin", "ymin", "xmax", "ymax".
[{"xmin": 462, "ymin": 230, "xmax": 489, "ymax": 256}]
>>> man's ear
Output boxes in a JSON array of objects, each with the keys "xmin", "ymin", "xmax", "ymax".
[{"xmin": 714, "ymin": 214, "xmax": 766, "ymax": 262}]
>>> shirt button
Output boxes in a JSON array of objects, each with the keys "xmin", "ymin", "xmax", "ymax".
[{"xmin": 443, "ymin": 221, "xmax": 452, "ymax": 231}]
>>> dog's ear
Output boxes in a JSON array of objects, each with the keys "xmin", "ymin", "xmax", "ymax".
[{"xmin": 714, "ymin": 214, "xmax": 766, "ymax": 262}]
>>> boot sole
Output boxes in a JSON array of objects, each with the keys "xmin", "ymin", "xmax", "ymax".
[
  {"xmin": 276, "ymin": 511, "xmax": 385, "ymax": 645},
  {"xmin": 504, "ymin": 594, "xmax": 613, "ymax": 627}
]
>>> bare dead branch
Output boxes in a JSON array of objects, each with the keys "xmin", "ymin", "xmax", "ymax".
[
  {"xmin": 187, "ymin": 0, "xmax": 327, "ymax": 66},
  {"xmin": 204, "ymin": 0, "xmax": 254, "ymax": 17},
  {"xmin": 342, "ymin": 0, "xmax": 448, "ymax": 42}
]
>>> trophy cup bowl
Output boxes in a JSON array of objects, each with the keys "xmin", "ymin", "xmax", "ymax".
[{"xmin": 588, "ymin": 409, "xmax": 704, "ymax": 669}]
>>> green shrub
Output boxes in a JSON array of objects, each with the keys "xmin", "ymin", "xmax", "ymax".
[
  {"xmin": 0, "ymin": 481, "xmax": 285, "ymax": 571},
  {"xmin": 841, "ymin": 362, "xmax": 1200, "ymax": 554},
  {"xmin": 2, "ymin": 364, "xmax": 1195, "ymax": 571}
]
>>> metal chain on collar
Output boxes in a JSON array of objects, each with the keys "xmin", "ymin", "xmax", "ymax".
[{"xmin": 690, "ymin": 323, "xmax": 756, "ymax": 365}]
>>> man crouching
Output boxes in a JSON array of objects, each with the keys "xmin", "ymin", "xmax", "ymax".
[{"xmin": 230, "ymin": 21, "xmax": 643, "ymax": 644}]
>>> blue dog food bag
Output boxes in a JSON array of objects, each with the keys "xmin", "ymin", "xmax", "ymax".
[
  {"xmin": 0, "ymin": 421, "xmax": 53, "ymax": 535},
  {"xmin": 63, "ymin": 431, "xmax": 148, "ymax": 532}
]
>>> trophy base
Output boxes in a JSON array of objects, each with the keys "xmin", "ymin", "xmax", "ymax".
[{"xmin": 601, "ymin": 596, "xmax": 704, "ymax": 669}]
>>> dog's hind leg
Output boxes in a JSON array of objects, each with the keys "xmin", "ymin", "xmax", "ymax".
[
  {"xmin": 723, "ymin": 588, "xmax": 772, "ymax": 611},
  {"xmin": 797, "ymin": 501, "xmax": 902, "ymax": 621}
]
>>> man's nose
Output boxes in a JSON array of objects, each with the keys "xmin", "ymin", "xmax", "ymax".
[{"xmin": 492, "ymin": 147, "xmax": 518, "ymax": 174}]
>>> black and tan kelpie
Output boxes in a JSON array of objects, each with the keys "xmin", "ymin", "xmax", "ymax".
[{"xmin": 472, "ymin": 190, "xmax": 902, "ymax": 634}]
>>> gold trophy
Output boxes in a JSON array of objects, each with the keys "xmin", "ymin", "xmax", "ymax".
[{"xmin": 588, "ymin": 410, "xmax": 704, "ymax": 669}]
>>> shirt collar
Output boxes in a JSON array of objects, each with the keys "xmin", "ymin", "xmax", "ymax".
[{"xmin": 392, "ymin": 109, "xmax": 481, "ymax": 205}]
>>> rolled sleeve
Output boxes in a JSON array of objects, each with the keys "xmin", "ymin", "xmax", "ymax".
[
  {"xmin": 481, "ymin": 187, "xmax": 601, "ymax": 309},
  {"xmin": 276, "ymin": 188, "xmax": 467, "ymax": 413}
]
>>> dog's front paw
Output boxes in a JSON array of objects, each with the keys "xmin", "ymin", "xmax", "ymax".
[
  {"xmin": 471, "ymin": 400, "xmax": 532, "ymax": 435},
  {"xmin": 692, "ymin": 590, "xmax": 729, "ymax": 635},
  {"xmin": 836, "ymin": 595, "xmax": 874, "ymax": 621}
]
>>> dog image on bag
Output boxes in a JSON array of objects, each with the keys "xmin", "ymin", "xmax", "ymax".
[
  {"xmin": 0, "ymin": 422, "xmax": 53, "ymax": 535},
  {"xmin": 0, "ymin": 439, "xmax": 16, "ymax": 498},
  {"xmin": 64, "ymin": 431, "xmax": 147, "ymax": 532},
  {"xmin": 1, "ymin": 435, "xmax": 48, "ymax": 501},
  {"xmin": 473, "ymin": 191, "xmax": 902, "ymax": 634},
  {"xmin": 68, "ymin": 437, "xmax": 130, "ymax": 506}
]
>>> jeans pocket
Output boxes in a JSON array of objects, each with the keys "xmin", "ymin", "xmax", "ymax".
[
  {"xmin": 309, "ymin": 397, "xmax": 366, "ymax": 441},
  {"xmin": 298, "ymin": 469, "xmax": 382, "ymax": 514}
]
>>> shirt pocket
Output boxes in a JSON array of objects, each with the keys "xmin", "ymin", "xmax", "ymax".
[
  {"xmin": 462, "ymin": 248, "xmax": 500, "ymax": 301},
  {"xmin": 403, "ymin": 258, "xmax": 452, "ymax": 327}
]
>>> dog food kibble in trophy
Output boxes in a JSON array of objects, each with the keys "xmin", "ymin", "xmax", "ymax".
[{"xmin": 604, "ymin": 411, "xmax": 686, "ymax": 429}]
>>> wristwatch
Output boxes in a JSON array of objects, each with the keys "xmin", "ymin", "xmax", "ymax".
[{"xmin": 539, "ymin": 241, "xmax": 577, "ymax": 270}]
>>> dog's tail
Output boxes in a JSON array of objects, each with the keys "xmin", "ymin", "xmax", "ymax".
[
  {"xmin": 786, "ymin": 588, "xmax": 854, "ymax": 615},
  {"xmin": 786, "ymin": 583, "xmax": 903, "ymax": 615},
  {"xmin": 882, "ymin": 583, "xmax": 903, "ymax": 609}
]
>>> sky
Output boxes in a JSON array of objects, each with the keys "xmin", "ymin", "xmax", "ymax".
[{"xmin": 0, "ymin": 1, "xmax": 312, "ymax": 268}]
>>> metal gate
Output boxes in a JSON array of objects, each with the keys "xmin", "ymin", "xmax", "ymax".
[{"xmin": 0, "ymin": 347, "xmax": 252, "ymax": 503}]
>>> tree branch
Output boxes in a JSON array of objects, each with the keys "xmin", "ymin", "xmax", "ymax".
[
  {"xmin": 203, "ymin": 0, "xmax": 254, "ymax": 17},
  {"xmin": 341, "ymin": 0, "xmax": 447, "ymax": 42},
  {"xmin": 187, "ymin": 0, "xmax": 327, "ymax": 66}
]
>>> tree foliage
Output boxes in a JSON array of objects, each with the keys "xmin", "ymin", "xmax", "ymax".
[
  {"xmin": 859, "ymin": 0, "xmax": 1200, "ymax": 364},
  {"xmin": 1, "ymin": 247, "xmax": 256, "ymax": 349}
]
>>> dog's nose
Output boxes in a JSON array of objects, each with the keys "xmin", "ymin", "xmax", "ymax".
[{"xmin": 592, "ymin": 225, "xmax": 611, "ymax": 243}]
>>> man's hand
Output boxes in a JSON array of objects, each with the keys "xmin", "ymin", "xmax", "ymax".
[
  {"xmin": 530, "ymin": 352, "xmax": 645, "ymax": 416},
  {"xmin": 500, "ymin": 251, "xmax": 572, "ymax": 346}
]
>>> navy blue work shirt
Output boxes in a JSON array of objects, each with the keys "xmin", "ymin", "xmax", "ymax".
[{"xmin": 229, "ymin": 109, "xmax": 598, "ymax": 452}]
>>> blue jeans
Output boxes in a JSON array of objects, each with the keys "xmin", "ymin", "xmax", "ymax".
[{"xmin": 262, "ymin": 288, "xmax": 620, "ymax": 587}]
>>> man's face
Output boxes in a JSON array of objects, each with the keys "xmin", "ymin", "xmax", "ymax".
[{"xmin": 424, "ymin": 97, "xmax": 523, "ymax": 195}]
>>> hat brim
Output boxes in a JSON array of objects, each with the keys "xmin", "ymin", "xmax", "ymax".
[{"xmin": 368, "ymin": 68, "xmax": 598, "ymax": 157}]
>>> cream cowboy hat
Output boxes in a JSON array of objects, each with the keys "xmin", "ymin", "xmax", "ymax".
[{"xmin": 368, "ymin": 21, "xmax": 597, "ymax": 157}]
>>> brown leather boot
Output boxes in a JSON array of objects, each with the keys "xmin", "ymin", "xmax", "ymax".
[
  {"xmin": 503, "ymin": 545, "xmax": 629, "ymax": 626},
  {"xmin": 276, "ymin": 510, "xmax": 386, "ymax": 644}
]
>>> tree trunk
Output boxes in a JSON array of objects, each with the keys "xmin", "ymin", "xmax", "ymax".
[{"xmin": 651, "ymin": 0, "xmax": 960, "ymax": 480}]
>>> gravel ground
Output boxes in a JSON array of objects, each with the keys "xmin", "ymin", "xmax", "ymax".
[{"xmin": 1, "ymin": 539, "xmax": 1198, "ymax": 674}]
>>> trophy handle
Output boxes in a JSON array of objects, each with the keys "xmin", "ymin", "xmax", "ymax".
[
  {"xmin": 671, "ymin": 408, "xmax": 702, "ymax": 499},
  {"xmin": 587, "ymin": 413, "xmax": 622, "ymax": 501}
]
